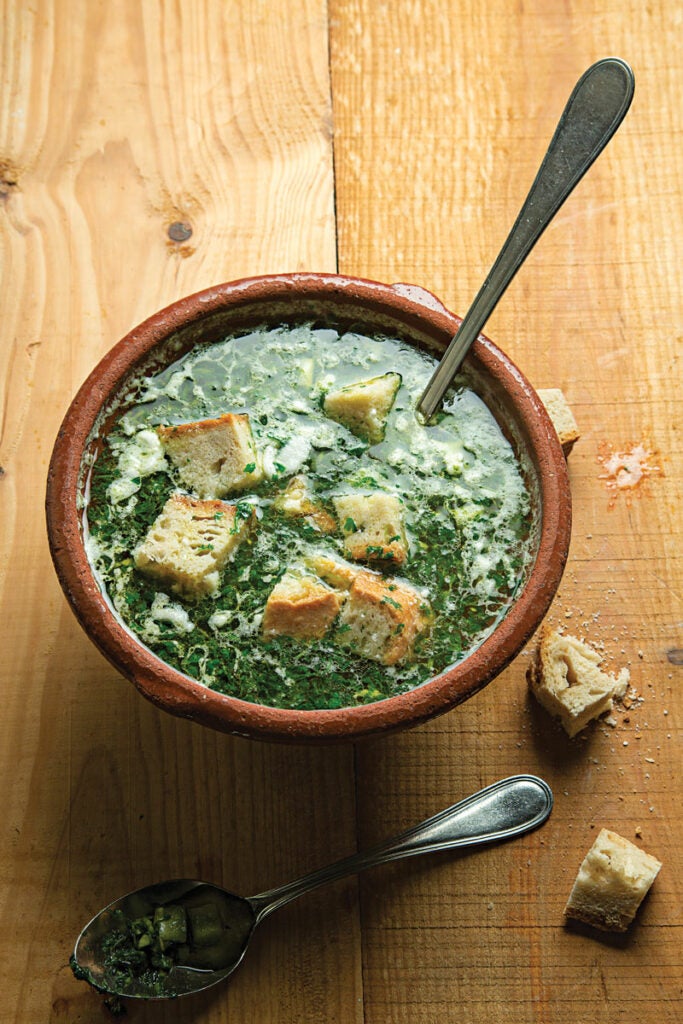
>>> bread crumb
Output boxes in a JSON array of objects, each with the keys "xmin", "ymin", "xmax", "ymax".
[{"xmin": 597, "ymin": 441, "xmax": 660, "ymax": 503}]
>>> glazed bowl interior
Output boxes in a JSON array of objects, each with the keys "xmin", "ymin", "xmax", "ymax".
[{"xmin": 46, "ymin": 273, "xmax": 571, "ymax": 743}]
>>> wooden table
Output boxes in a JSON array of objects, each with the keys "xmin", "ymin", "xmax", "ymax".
[{"xmin": 1, "ymin": 2, "xmax": 680, "ymax": 1021}]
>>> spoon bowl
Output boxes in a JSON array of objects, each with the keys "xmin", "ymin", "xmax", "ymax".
[
  {"xmin": 72, "ymin": 775, "xmax": 553, "ymax": 1000},
  {"xmin": 72, "ymin": 880, "xmax": 256, "ymax": 998}
]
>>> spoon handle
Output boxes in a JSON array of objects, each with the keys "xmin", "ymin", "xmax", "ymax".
[
  {"xmin": 249, "ymin": 774, "xmax": 552, "ymax": 923},
  {"xmin": 417, "ymin": 57, "xmax": 635, "ymax": 420}
]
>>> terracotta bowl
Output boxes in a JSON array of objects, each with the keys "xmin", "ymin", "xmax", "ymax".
[{"xmin": 46, "ymin": 273, "xmax": 571, "ymax": 743}]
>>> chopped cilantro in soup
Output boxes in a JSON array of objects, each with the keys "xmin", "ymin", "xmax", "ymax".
[{"xmin": 85, "ymin": 324, "xmax": 534, "ymax": 709}]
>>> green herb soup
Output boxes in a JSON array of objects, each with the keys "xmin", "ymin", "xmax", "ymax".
[
  {"xmin": 72, "ymin": 881, "xmax": 253, "ymax": 998},
  {"xmin": 85, "ymin": 324, "xmax": 535, "ymax": 710}
]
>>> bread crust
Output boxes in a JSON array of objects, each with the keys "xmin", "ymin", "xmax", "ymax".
[{"xmin": 262, "ymin": 572, "xmax": 344, "ymax": 640}]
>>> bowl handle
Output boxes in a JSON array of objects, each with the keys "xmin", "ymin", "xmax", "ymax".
[{"xmin": 390, "ymin": 282, "xmax": 452, "ymax": 316}]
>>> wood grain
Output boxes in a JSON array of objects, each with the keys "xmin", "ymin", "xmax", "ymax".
[
  {"xmin": 1, "ymin": 0, "xmax": 681, "ymax": 1021},
  {"xmin": 0, "ymin": 3, "xmax": 356, "ymax": 1023},
  {"xmin": 330, "ymin": 0, "xmax": 682, "ymax": 1022}
]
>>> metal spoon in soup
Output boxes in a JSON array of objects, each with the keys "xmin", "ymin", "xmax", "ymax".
[{"xmin": 418, "ymin": 57, "xmax": 634, "ymax": 420}]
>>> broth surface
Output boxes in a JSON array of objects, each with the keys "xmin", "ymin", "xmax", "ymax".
[{"xmin": 85, "ymin": 324, "xmax": 534, "ymax": 709}]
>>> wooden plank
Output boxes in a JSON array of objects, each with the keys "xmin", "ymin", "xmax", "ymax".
[
  {"xmin": 2, "ymin": 0, "xmax": 682, "ymax": 1021},
  {"xmin": 330, "ymin": 0, "xmax": 682, "ymax": 1021},
  {"xmin": 0, "ymin": 2, "xmax": 363, "ymax": 1023}
]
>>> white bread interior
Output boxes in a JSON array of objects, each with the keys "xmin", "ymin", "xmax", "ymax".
[
  {"xmin": 158, "ymin": 413, "xmax": 263, "ymax": 498},
  {"xmin": 323, "ymin": 372, "xmax": 401, "ymax": 444},
  {"xmin": 134, "ymin": 493, "xmax": 253, "ymax": 599},
  {"xmin": 537, "ymin": 388, "xmax": 580, "ymax": 456},
  {"xmin": 565, "ymin": 828, "xmax": 661, "ymax": 932}
]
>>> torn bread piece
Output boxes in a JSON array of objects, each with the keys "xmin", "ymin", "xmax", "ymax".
[
  {"xmin": 333, "ymin": 491, "xmax": 408, "ymax": 566},
  {"xmin": 158, "ymin": 413, "xmax": 264, "ymax": 498},
  {"xmin": 527, "ymin": 627, "xmax": 629, "ymax": 737},
  {"xmin": 323, "ymin": 372, "xmax": 401, "ymax": 444},
  {"xmin": 565, "ymin": 829, "xmax": 661, "ymax": 932},
  {"xmin": 273, "ymin": 475, "xmax": 336, "ymax": 534},
  {"xmin": 134, "ymin": 493, "xmax": 253, "ymax": 599},
  {"xmin": 537, "ymin": 388, "xmax": 580, "ymax": 456},
  {"xmin": 262, "ymin": 571, "xmax": 345, "ymax": 640}
]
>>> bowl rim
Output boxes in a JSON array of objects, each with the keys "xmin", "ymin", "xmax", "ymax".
[{"xmin": 46, "ymin": 271, "xmax": 571, "ymax": 742}]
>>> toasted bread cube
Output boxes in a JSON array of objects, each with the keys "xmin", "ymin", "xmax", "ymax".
[
  {"xmin": 537, "ymin": 388, "xmax": 580, "ymax": 456},
  {"xmin": 305, "ymin": 552, "xmax": 362, "ymax": 590},
  {"xmin": 527, "ymin": 628, "xmax": 629, "ymax": 737},
  {"xmin": 323, "ymin": 372, "xmax": 401, "ymax": 444},
  {"xmin": 565, "ymin": 829, "xmax": 661, "ymax": 932},
  {"xmin": 336, "ymin": 571, "xmax": 430, "ymax": 665},
  {"xmin": 273, "ymin": 475, "xmax": 336, "ymax": 534},
  {"xmin": 158, "ymin": 413, "xmax": 263, "ymax": 498},
  {"xmin": 134, "ymin": 493, "xmax": 253, "ymax": 599},
  {"xmin": 333, "ymin": 492, "xmax": 408, "ymax": 566},
  {"xmin": 262, "ymin": 572, "xmax": 345, "ymax": 640},
  {"xmin": 302, "ymin": 552, "xmax": 431, "ymax": 663}
]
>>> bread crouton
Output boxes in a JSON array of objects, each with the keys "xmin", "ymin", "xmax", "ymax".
[
  {"xmin": 537, "ymin": 388, "xmax": 580, "ymax": 456},
  {"xmin": 305, "ymin": 552, "xmax": 362, "ymax": 590},
  {"xmin": 323, "ymin": 372, "xmax": 401, "ymax": 444},
  {"xmin": 527, "ymin": 628, "xmax": 629, "ymax": 737},
  {"xmin": 336, "ymin": 571, "xmax": 430, "ymax": 665},
  {"xmin": 134, "ymin": 493, "xmax": 253, "ymax": 599},
  {"xmin": 333, "ymin": 491, "xmax": 407, "ymax": 565},
  {"xmin": 565, "ymin": 829, "xmax": 661, "ymax": 932},
  {"xmin": 273, "ymin": 475, "xmax": 336, "ymax": 534},
  {"xmin": 158, "ymin": 413, "xmax": 264, "ymax": 498},
  {"xmin": 295, "ymin": 552, "xmax": 431, "ymax": 663},
  {"xmin": 262, "ymin": 571, "xmax": 345, "ymax": 640}
]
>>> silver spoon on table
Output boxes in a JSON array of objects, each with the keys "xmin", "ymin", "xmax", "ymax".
[
  {"xmin": 71, "ymin": 774, "xmax": 552, "ymax": 1000},
  {"xmin": 418, "ymin": 57, "xmax": 635, "ymax": 420}
]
